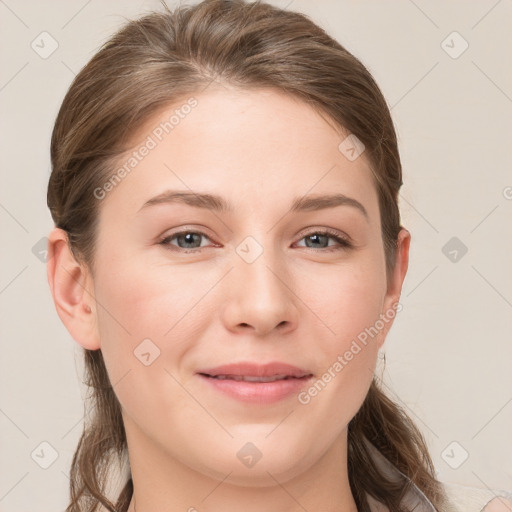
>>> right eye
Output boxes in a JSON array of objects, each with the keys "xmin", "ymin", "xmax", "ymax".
[{"xmin": 159, "ymin": 230, "xmax": 214, "ymax": 253}]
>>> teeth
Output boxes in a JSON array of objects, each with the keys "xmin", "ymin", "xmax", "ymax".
[{"xmin": 212, "ymin": 374, "xmax": 292, "ymax": 382}]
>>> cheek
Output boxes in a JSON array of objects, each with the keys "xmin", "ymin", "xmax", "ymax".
[
  {"xmin": 92, "ymin": 253, "xmax": 214, "ymax": 380},
  {"xmin": 293, "ymin": 254, "xmax": 386, "ymax": 416},
  {"xmin": 91, "ymin": 256, "xmax": 212, "ymax": 436},
  {"xmin": 297, "ymin": 250, "xmax": 387, "ymax": 345}
]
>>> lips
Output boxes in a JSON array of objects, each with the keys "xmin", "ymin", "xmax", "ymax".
[
  {"xmin": 208, "ymin": 374, "xmax": 300, "ymax": 382},
  {"xmin": 197, "ymin": 362, "xmax": 314, "ymax": 404},
  {"xmin": 197, "ymin": 362, "xmax": 313, "ymax": 381}
]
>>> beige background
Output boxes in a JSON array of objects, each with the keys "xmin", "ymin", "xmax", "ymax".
[{"xmin": 1, "ymin": 0, "xmax": 511, "ymax": 510}]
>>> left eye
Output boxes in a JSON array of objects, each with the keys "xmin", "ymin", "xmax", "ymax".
[
  {"xmin": 159, "ymin": 230, "xmax": 351, "ymax": 253},
  {"xmin": 296, "ymin": 231, "xmax": 351, "ymax": 251}
]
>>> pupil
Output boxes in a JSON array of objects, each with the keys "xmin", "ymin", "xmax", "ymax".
[
  {"xmin": 307, "ymin": 234, "xmax": 326, "ymax": 248},
  {"xmin": 181, "ymin": 233, "xmax": 199, "ymax": 248}
]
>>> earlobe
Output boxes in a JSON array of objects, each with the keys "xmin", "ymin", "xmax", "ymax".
[{"xmin": 46, "ymin": 227, "xmax": 101, "ymax": 351}]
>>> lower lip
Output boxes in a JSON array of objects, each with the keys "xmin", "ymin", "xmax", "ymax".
[{"xmin": 198, "ymin": 374, "xmax": 313, "ymax": 404}]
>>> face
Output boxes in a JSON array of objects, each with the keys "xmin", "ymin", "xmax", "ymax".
[{"xmin": 83, "ymin": 87, "xmax": 403, "ymax": 485}]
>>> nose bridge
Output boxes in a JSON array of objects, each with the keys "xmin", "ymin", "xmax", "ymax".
[
  {"xmin": 222, "ymin": 231, "xmax": 298, "ymax": 334},
  {"xmin": 236, "ymin": 234, "xmax": 287, "ymax": 302}
]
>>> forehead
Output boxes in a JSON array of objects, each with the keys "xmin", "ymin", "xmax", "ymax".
[{"xmin": 99, "ymin": 86, "xmax": 379, "ymax": 221}]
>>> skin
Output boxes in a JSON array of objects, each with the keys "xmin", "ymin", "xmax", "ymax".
[{"xmin": 47, "ymin": 86, "xmax": 410, "ymax": 512}]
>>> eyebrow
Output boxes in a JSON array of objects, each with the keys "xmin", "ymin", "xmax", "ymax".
[{"xmin": 138, "ymin": 190, "xmax": 368, "ymax": 219}]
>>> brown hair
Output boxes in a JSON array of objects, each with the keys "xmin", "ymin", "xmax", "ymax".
[{"xmin": 47, "ymin": 0, "xmax": 449, "ymax": 510}]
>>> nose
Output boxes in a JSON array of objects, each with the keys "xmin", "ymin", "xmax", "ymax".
[{"xmin": 220, "ymin": 246, "xmax": 299, "ymax": 337}]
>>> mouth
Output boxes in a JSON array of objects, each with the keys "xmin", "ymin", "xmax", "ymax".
[
  {"xmin": 196, "ymin": 361, "xmax": 313, "ymax": 379},
  {"xmin": 196, "ymin": 362, "xmax": 314, "ymax": 404},
  {"xmin": 199, "ymin": 373, "xmax": 312, "ymax": 382}
]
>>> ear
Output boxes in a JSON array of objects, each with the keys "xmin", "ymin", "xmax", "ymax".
[
  {"xmin": 46, "ymin": 227, "xmax": 101, "ymax": 350},
  {"xmin": 378, "ymin": 227, "xmax": 411, "ymax": 346}
]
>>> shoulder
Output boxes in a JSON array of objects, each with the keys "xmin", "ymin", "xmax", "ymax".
[
  {"xmin": 361, "ymin": 438, "xmax": 511, "ymax": 512},
  {"xmin": 441, "ymin": 481, "xmax": 512, "ymax": 512}
]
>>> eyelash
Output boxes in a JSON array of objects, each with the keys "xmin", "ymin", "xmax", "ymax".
[{"xmin": 158, "ymin": 228, "xmax": 353, "ymax": 254}]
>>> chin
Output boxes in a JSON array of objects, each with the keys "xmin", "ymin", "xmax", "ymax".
[{"xmin": 194, "ymin": 437, "xmax": 315, "ymax": 487}]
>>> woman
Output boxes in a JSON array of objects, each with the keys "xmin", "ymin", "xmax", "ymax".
[{"xmin": 45, "ymin": 0, "xmax": 508, "ymax": 510}]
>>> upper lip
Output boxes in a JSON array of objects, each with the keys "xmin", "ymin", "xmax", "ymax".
[{"xmin": 197, "ymin": 362, "xmax": 313, "ymax": 378}]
